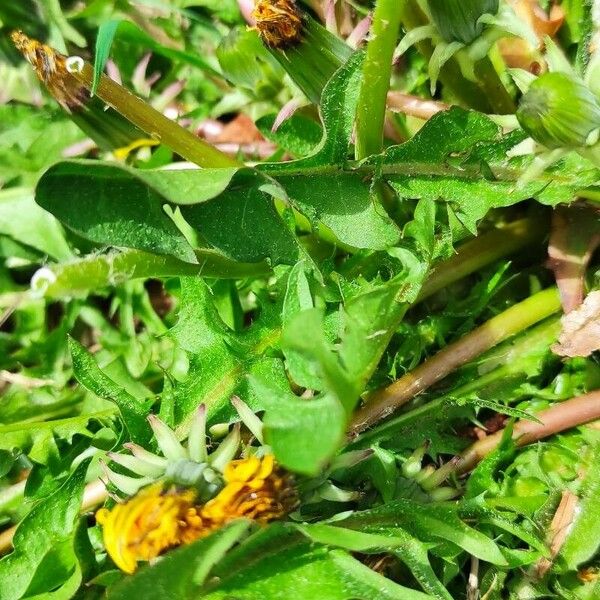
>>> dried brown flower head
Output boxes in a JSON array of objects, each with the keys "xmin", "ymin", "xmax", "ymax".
[
  {"xmin": 10, "ymin": 30, "xmax": 87, "ymax": 111},
  {"xmin": 251, "ymin": 0, "xmax": 303, "ymax": 49}
]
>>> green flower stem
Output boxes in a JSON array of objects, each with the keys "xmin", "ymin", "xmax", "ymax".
[
  {"xmin": 417, "ymin": 217, "xmax": 546, "ymax": 302},
  {"xmin": 35, "ymin": 249, "xmax": 271, "ymax": 300},
  {"xmin": 355, "ymin": 0, "xmax": 404, "ymax": 159},
  {"xmin": 473, "ymin": 55, "xmax": 515, "ymax": 114},
  {"xmin": 456, "ymin": 390, "xmax": 600, "ymax": 474},
  {"xmin": 73, "ymin": 63, "xmax": 241, "ymax": 168},
  {"xmin": 350, "ymin": 286, "xmax": 562, "ymax": 434},
  {"xmin": 399, "ymin": 0, "xmax": 491, "ymax": 112}
]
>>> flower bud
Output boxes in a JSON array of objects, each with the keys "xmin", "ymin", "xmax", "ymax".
[
  {"xmin": 516, "ymin": 72, "xmax": 600, "ymax": 149},
  {"xmin": 427, "ymin": 0, "xmax": 499, "ymax": 44}
]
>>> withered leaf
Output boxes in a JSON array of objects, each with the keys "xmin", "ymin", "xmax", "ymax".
[{"xmin": 553, "ymin": 290, "xmax": 600, "ymax": 358}]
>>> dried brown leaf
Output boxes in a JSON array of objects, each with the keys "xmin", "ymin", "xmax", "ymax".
[
  {"xmin": 553, "ymin": 290, "xmax": 600, "ymax": 358},
  {"xmin": 536, "ymin": 490, "xmax": 578, "ymax": 577}
]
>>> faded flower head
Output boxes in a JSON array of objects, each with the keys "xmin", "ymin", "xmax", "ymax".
[
  {"xmin": 251, "ymin": 0, "xmax": 303, "ymax": 49},
  {"xmin": 10, "ymin": 30, "xmax": 87, "ymax": 111}
]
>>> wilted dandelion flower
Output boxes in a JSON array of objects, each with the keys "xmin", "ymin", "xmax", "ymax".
[
  {"xmin": 10, "ymin": 30, "xmax": 88, "ymax": 112},
  {"xmin": 251, "ymin": 0, "xmax": 303, "ymax": 49}
]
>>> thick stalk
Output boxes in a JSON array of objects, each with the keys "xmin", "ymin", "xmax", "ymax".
[
  {"xmin": 350, "ymin": 287, "xmax": 562, "ymax": 434},
  {"xmin": 350, "ymin": 316, "xmax": 561, "ymax": 448},
  {"xmin": 355, "ymin": 0, "xmax": 404, "ymax": 159},
  {"xmin": 33, "ymin": 249, "xmax": 271, "ymax": 300},
  {"xmin": 455, "ymin": 391, "xmax": 600, "ymax": 474},
  {"xmin": 74, "ymin": 63, "xmax": 241, "ymax": 168},
  {"xmin": 473, "ymin": 56, "xmax": 515, "ymax": 114}
]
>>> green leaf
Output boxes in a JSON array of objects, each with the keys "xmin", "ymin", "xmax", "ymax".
[
  {"xmin": 282, "ymin": 308, "xmax": 359, "ymax": 413},
  {"xmin": 169, "ymin": 277, "xmax": 287, "ymax": 430},
  {"xmin": 93, "ymin": 20, "xmax": 120, "ymax": 95},
  {"xmin": 382, "ymin": 108, "xmax": 600, "ymax": 233},
  {"xmin": 0, "ymin": 460, "xmax": 90, "ymax": 600},
  {"xmin": 340, "ymin": 500, "xmax": 508, "ymax": 566},
  {"xmin": 69, "ymin": 337, "xmax": 151, "ymax": 444},
  {"xmin": 297, "ymin": 524, "xmax": 452, "ymax": 600},
  {"xmin": 0, "ymin": 188, "xmax": 71, "ymax": 261},
  {"xmin": 251, "ymin": 375, "xmax": 346, "ymax": 476},
  {"xmin": 36, "ymin": 161, "xmax": 299, "ymax": 265},
  {"xmin": 180, "ymin": 184, "xmax": 300, "ymax": 265},
  {"xmin": 36, "ymin": 162, "xmax": 198, "ymax": 264},
  {"xmin": 261, "ymin": 52, "xmax": 402, "ymax": 250},
  {"xmin": 0, "ymin": 411, "xmax": 115, "ymax": 464},
  {"xmin": 106, "ymin": 521, "xmax": 251, "ymax": 600},
  {"xmin": 201, "ymin": 524, "xmax": 434, "ymax": 600},
  {"xmin": 93, "ymin": 20, "xmax": 219, "ymax": 95},
  {"xmin": 37, "ymin": 249, "xmax": 270, "ymax": 300},
  {"xmin": 256, "ymin": 113, "xmax": 322, "ymax": 158}
]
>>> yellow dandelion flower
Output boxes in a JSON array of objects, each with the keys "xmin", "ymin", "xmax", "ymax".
[
  {"xmin": 96, "ymin": 483, "xmax": 212, "ymax": 574},
  {"xmin": 10, "ymin": 30, "xmax": 88, "ymax": 112},
  {"xmin": 96, "ymin": 455, "xmax": 296, "ymax": 573},
  {"xmin": 201, "ymin": 454, "xmax": 297, "ymax": 524},
  {"xmin": 251, "ymin": 0, "xmax": 303, "ymax": 49}
]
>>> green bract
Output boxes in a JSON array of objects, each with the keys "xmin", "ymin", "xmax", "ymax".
[
  {"xmin": 517, "ymin": 72, "xmax": 600, "ymax": 149},
  {"xmin": 427, "ymin": 0, "xmax": 499, "ymax": 44}
]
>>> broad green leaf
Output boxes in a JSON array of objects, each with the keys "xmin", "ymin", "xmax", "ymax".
[
  {"xmin": 106, "ymin": 521, "xmax": 251, "ymax": 600},
  {"xmin": 0, "ymin": 460, "xmax": 90, "ymax": 600},
  {"xmin": 69, "ymin": 338, "xmax": 151, "ymax": 444},
  {"xmin": 180, "ymin": 184, "xmax": 300, "ymax": 264},
  {"xmin": 282, "ymin": 308, "xmax": 358, "ymax": 413},
  {"xmin": 275, "ymin": 173, "xmax": 402, "ymax": 250},
  {"xmin": 169, "ymin": 277, "xmax": 287, "ymax": 430},
  {"xmin": 382, "ymin": 108, "xmax": 600, "ymax": 233},
  {"xmin": 36, "ymin": 162, "xmax": 198, "ymax": 264},
  {"xmin": 261, "ymin": 52, "xmax": 402, "ymax": 250},
  {"xmin": 36, "ymin": 161, "xmax": 299, "ymax": 265},
  {"xmin": 251, "ymin": 375, "xmax": 346, "ymax": 476},
  {"xmin": 202, "ymin": 524, "xmax": 433, "ymax": 600}
]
